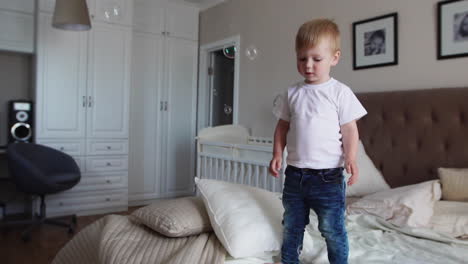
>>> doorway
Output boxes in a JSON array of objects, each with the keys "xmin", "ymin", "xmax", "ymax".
[
  {"xmin": 210, "ymin": 48, "xmax": 234, "ymax": 126},
  {"xmin": 198, "ymin": 36, "xmax": 240, "ymax": 132}
]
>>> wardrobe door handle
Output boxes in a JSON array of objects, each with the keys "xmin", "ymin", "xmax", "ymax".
[
  {"xmin": 83, "ymin": 96, "xmax": 86, "ymax": 107},
  {"xmin": 88, "ymin": 96, "xmax": 92, "ymax": 107}
]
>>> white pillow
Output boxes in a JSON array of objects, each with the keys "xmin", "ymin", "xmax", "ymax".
[
  {"xmin": 194, "ymin": 177, "xmax": 283, "ymax": 258},
  {"xmin": 344, "ymin": 140, "xmax": 390, "ymax": 197},
  {"xmin": 438, "ymin": 168, "xmax": 468, "ymax": 201},
  {"xmin": 347, "ymin": 180, "xmax": 442, "ymax": 227},
  {"xmin": 430, "ymin": 200, "xmax": 468, "ymax": 238}
]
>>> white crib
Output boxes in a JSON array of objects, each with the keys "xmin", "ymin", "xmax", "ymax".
[{"xmin": 196, "ymin": 125, "xmax": 286, "ymax": 192}]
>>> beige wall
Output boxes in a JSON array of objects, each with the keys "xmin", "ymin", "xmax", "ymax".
[
  {"xmin": 0, "ymin": 51, "xmax": 33, "ymax": 146},
  {"xmin": 200, "ymin": 0, "xmax": 468, "ymax": 136}
]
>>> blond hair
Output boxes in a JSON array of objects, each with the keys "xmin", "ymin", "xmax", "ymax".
[{"xmin": 295, "ymin": 19, "xmax": 341, "ymax": 53}]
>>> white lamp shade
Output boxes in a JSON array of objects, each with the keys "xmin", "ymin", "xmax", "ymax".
[{"xmin": 52, "ymin": 0, "xmax": 91, "ymax": 31}]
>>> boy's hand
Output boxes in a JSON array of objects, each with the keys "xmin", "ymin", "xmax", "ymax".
[
  {"xmin": 269, "ymin": 157, "xmax": 282, "ymax": 178},
  {"xmin": 345, "ymin": 159, "xmax": 358, "ymax": 186}
]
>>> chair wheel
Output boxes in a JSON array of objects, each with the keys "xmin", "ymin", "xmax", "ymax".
[{"xmin": 68, "ymin": 227, "xmax": 75, "ymax": 234}]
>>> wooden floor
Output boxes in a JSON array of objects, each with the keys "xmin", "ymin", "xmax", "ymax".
[{"xmin": 0, "ymin": 207, "xmax": 140, "ymax": 264}]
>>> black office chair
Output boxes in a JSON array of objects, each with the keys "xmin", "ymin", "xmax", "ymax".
[{"xmin": 1, "ymin": 143, "xmax": 81, "ymax": 241}]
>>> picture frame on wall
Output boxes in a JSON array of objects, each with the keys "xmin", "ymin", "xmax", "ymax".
[
  {"xmin": 438, "ymin": 0, "xmax": 468, "ymax": 60},
  {"xmin": 353, "ymin": 13, "xmax": 398, "ymax": 70}
]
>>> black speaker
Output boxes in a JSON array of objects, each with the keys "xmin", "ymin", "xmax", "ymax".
[{"xmin": 8, "ymin": 100, "xmax": 33, "ymax": 143}]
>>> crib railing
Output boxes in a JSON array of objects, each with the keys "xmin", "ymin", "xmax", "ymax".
[{"xmin": 196, "ymin": 139, "xmax": 286, "ymax": 193}]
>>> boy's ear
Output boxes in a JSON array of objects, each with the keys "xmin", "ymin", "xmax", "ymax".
[{"xmin": 331, "ymin": 50, "xmax": 341, "ymax": 66}]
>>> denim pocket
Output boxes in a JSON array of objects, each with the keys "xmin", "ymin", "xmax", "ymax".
[
  {"xmin": 283, "ymin": 166, "xmax": 301, "ymax": 191},
  {"xmin": 321, "ymin": 168, "xmax": 344, "ymax": 183}
]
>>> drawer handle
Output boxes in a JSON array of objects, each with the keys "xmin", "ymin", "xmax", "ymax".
[
  {"xmin": 59, "ymin": 202, "xmax": 63, "ymax": 206},
  {"xmin": 106, "ymin": 180, "xmax": 111, "ymax": 184},
  {"xmin": 105, "ymin": 198, "xmax": 110, "ymax": 202},
  {"xmin": 107, "ymin": 146, "xmax": 112, "ymax": 150},
  {"xmin": 106, "ymin": 162, "xmax": 112, "ymax": 166}
]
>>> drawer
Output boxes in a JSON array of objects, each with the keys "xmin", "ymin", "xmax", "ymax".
[
  {"xmin": 36, "ymin": 139, "xmax": 85, "ymax": 156},
  {"xmin": 86, "ymin": 140, "xmax": 128, "ymax": 155},
  {"xmin": 85, "ymin": 156, "xmax": 128, "ymax": 172},
  {"xmin": 73, "ymin": 172, "xmax": 127, "ymax": 192},
  {"xmin": 45, "ymin": 189, "xmax": 128, "ymax": 216}
]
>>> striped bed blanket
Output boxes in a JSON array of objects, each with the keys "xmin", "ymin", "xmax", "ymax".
[{"xmin": 52, "ymin": 214, "xmax": 226, "ymax": 264}]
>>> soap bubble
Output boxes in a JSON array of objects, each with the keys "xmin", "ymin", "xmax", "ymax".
[
  {"xmin": 104, "ymin": 10, "xmax": 111, "ymax": 20},
  {"xmin": 245, "ymin": 45, "xmax": 258, "ymax": 61},
  {"xmin": 222, "ymin": 45, "xmax": 237, "ymax": 59},
  {"xmin": 113, "ymin": 6, "xmax": 120, "ymax": 17}
]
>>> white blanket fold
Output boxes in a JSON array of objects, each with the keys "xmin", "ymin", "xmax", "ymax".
[{"xmin": 347, "ymin": 180, "xmax": 442, "ymax": 227}]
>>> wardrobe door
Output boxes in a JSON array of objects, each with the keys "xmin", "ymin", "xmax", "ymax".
[
  {"xmin": 128, "ymin": 32, "xmax": 164, "ymax": 202},
  {"xmin": 93, "ymin": 0, "xmax": 133, "ymax": 26},
  {"xmin": 165, "ymin": 2, "xmax": 198, "ymax": 41},
  {"xmin": 133, "ymin": 0, "xmax": 166, "ymax": 35},
  {"xmin": 163, "ymin": 37, "xmax": 198, "ymax": 197},
  {"xmin": 36, "ymin": 13, "xmax": 87, "ymax": 139},
  {"xmin": 86, "ymin": 22, "xmax": 131, "ymax": 139}
]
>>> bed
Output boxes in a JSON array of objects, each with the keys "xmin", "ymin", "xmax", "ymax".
[{"xmin": 52, "ymin": 87, "xmax": 468, "ymax": 264}]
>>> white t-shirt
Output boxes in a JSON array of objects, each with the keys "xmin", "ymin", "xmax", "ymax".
[{"xmin": 273, "ymin": 78, "xmax": 367, "ymax": 169}]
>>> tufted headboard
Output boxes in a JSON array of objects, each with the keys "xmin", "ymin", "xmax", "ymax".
[{"xmin": 356, "ymin": 88, "xmax": 468, "ymax": 188}]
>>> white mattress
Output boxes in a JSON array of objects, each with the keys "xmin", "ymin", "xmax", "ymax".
[{"xmin": 226, "ymin": 209, "xmax": 468, "ymax": 264}]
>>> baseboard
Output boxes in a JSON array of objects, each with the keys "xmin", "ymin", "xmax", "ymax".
[
  {"xmin": 128, "ymin": 199, "xmax": 156, "ymax": 207},
  {"xmin": 129, "ymin": 192, "xmax": 196, "ymax": 207},
  {"xmin": 76, "ymin": 206, "xmax": 129, "ymax": 217},
  {"xmin": 0, "ymin": 200, "xmax": 33, "ymax": 220},
  {"xmin": 46, "ymin": 206, "xmax": 129, "ymax": 218}
]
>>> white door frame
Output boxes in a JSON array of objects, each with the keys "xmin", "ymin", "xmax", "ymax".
[{"xmin": 197, "ymin": 35, "xmax": 240, "ymax": 133}]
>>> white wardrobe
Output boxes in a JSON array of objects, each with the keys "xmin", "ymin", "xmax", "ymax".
[
  {"xmin": 34, "ymin": 0, "xmax": 199, "ymax": 215},
  {"xmin": 0, "ymin": 0, "xmax": 35, "ymax": 53},
  {"xmin": 129, "ymin": 0, "xmax": 199, "ymax": 205}
]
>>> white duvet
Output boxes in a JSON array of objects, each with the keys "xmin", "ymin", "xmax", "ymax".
[
  {"xmin": 224, "ymin": 180, "xmax": 468, "ymax": 263},
  {"xmin": 226, "ymin": 179, "xmax": 467, "ymax": 264},
  {"xmin": 226, "ymin": 212, "xmax": 468, "ymax": 264}
]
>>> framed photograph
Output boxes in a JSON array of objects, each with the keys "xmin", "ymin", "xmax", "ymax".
[
  {"xmin": 353, "ymin": 13, "xmax": 398, "ymax": 70},
  {"xmin": 438, "ymin": 0, "xmax": 468, "ymax": 60}
]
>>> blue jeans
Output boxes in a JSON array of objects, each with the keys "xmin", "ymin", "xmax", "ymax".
[{"xmin": 281, "ymin": 165, "xmax": 348, "ymax": 264}]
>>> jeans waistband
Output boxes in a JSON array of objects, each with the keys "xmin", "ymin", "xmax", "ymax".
[{"xmin": 287, "ymin": 165, "xmax": 342, "ymax": 174}]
